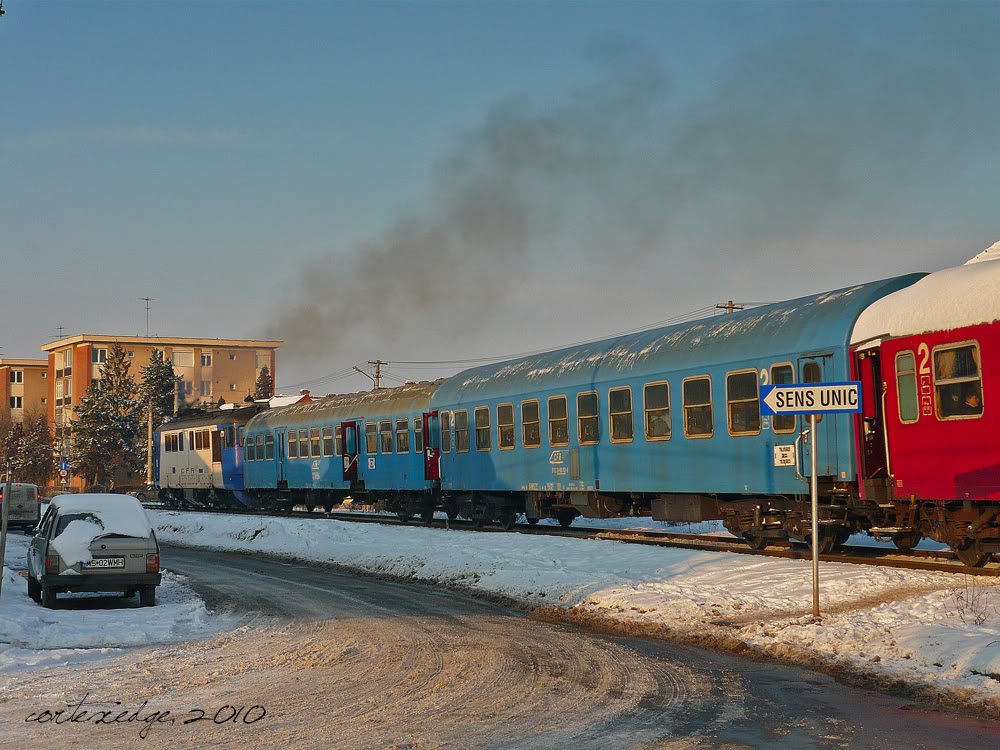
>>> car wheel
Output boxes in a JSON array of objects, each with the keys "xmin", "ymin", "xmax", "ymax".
[
  {"xmin": 140, "ymin": 585, "xmax": 156, "ymax": 607},
  {"xmin": 42, "ymin": 586, "xmax": 57, "ymax": 608},
  {"xmin": 27, "ymin": 577, "xmax": 41, "ymax": 602}
]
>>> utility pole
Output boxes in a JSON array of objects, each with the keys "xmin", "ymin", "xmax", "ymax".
[
  {"xmin": 140, "ymin": 297, "xmax": 154, "ymax": 337},
  {"xmin": 716, "ymin": 300, "xmax": 745, "ymax": 314},
  {"xmin": 0, "ymin": 464, "xmax": 11, "ymax": 601},
  {"xmin": 368, "ymin": 360, "xmax": 384, "ymax": 389}
]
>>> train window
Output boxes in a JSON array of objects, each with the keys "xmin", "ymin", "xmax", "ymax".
[
  {"xmin": 265, "ymin": 433, "xmax": 274, "ymax": 460},
  {"xmin": 322, "ymin": 426, "xmax": 334, "ymax": 457},
  {"xmin": 194, "ymin": 431, "xmax": 201, "ymax": 450},
  {"xmin": 396, "ymin": 419, "xmax": 410, "ymax": 453},
  {"xmin": 895, "ymin": 352, "xmax": 919, "ymax": 423},
  {"xmin": 608, "ymin": 387, "xmax": 633, "ymax": 443},
  {"xmin": 414, "ymin": 417, "xmax": 424, "ymax": 453},
  {"xmin": 379, "ymin": 420, "xmax": 394, "ymax": 454},
  {"xmin": 801, "ymin": 362, "xmax": 823, "ymax": 423},
  {"xmin": 296, "ymin": 430, "xmax": 307, "ymax": 458},
  {"xmin": 288, "ymin": 429, "xmax": 298, "ymax": 459},
  {"xmin": 577, "ymin": 392, "xmax": 600, "ymax": 445},
  {"xmin": 548, "ymin": 396, "xmax": 569, "ymax": 446},
  {"xmin": 455, "ymin": 410, "xmax": 470, "ymax": 452},
  {"xmin": 227, "ymin": 426, "xmax": 235, "ymax": 447},
  {"xmin": 770, "ymin": 364, "xmax": 796, "ymax": 433},
  {"xmin": 441, "ymin": 411, "xmax": 452, "ymax": 454},
  {"xmin": 246, "ymin": 435, "xmax": 256, "ymax": 461},
  {"xmin": 727, "ymin": 370, "xmax": 761, "ymax": 435},
  {"xmin": 498, "ymin": 403, "xmax": 515, "ymax": 450},
  {"xmin": 256, "ymin": 434, "xmax": 265, "ymax": 459},
  {"xmin": 308, "ymin": 428, "xmax": 319, "ymax": 457},
  {"xmin": 335, "ymin": 425, "xmax": 343, "ymax": 456},
  {"xmin": 933, "ymin": 342, "xmax": 983, "ymax": 420},
  {"xmin": 475, "ymin": 407, "xmax": 491, "ymax": 451},
  {"xmin": 522, "ymin": 400, "xmax": 541, "ymax": 448},
  {"xmin": 365, "ymin": 422, "xmax": 378, "ymax": 454},
  {"xmin": 189, "ymin": 431, "xmax": 194, "ymax": 449},
  {"xmin": 643, "ymin": 382, "xmax": 670, "ymax": 440},
  {"xmin": 683, "ymin": 376, "xmax": 713, "ymax": 438}
]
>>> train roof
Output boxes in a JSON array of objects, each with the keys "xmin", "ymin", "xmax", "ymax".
[
  {"xmin": 155, "ymin": 405, "xmax": 266, "ymax": 432},
  {"xmin": 246, "ymin": 379, "xmax": 445, "ymax": 431},
  {"xmin": 851, "ymin": 258, "xmax": 1000, "ymax": 345},
  {"xmin": 433, "ymin": 274, "xmax": 924, "ymax": 404}
]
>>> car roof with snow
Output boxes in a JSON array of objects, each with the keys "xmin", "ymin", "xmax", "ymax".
[{"xmin": 50, "ymin": 493, "xmax": 153, "ymax": 537}]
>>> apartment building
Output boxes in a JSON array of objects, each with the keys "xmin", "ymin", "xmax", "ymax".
[{"xmin": 0, "ymin": 359, "xmax": 49, "ymax": 423}]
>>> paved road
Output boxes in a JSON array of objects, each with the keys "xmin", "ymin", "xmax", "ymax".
[{"xmin": 2, "ymin": 544, "xmax": 999, "ymax": 749}]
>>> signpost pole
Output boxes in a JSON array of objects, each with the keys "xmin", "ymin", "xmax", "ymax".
[
  {"xmin": 810, "ymin": 414, "xmax": 819, "ymax": 618},
  {"xmin": 0, "ymin": 463, "xmax": 11, "ymax": 601}
]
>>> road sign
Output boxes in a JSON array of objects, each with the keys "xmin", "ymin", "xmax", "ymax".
[
  {"xmin": 59, "ymin": 469, "xmax": 68, "ymax": 478},
  {"xmin": 760, "ymin": 382, "xmax": 861, "ymax": 416},
  {"xmin": 59, "ymin": 460, "xmax": 68, "ymax": 472}
]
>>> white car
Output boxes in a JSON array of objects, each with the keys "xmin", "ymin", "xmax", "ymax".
[{"xmin": 26, "ymin": 494, "xmax": 161, "ymax": 608}]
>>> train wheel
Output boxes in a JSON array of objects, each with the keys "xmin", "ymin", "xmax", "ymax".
[
  {"xmin": 954, "ymin": 541, "xmax": 991, "ymax": 568},
  {"xmin": 809, "ymin": 530, "xmax": 837, "ymax": 555},
  {"xmin": 473, "ymin": 515, "xmax": 487, "ymax": 528},
  {"xmin": 743, "ymin": 533, "xmax": 769, "ymax": 550},
  {"xmin": 397, "ymin": 512, "xmax": 412, "ymax": 524},
  {"xmin": 557, "ymin": 510, "xmax": 576, "ymax": 529},
  {"xmin": 891, "ymin": 532, "xmax": 922, "ymax": 551},
  {"xmin": 421, "ymin": 505, "xmax": 435, "ymax": 525},
  {"xmin": 499, "ymin": 509, "xmax": 517, "ymax": 530},
  {"xmin": 446, "ymin": 505, "xmax": 459, "ymax": 522},
  {"xmin": 526, "ymin": 517, "xmax": 539, "ymax": 527}
]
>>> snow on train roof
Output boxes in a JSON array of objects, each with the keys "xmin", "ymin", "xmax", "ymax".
[
  {"xmin": 433, "ymin": 274, "xmax": 923, "ymax": 403},
  {"xmin": 851, "ymin": 254, "xmax": 1000, "ymax": 344}
]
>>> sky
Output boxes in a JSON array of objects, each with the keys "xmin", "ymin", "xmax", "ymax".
[{"xmin": 1, "ymin": 1, "xmax": 998, "ymax": 394}]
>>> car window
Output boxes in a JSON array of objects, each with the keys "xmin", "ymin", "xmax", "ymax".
[{"xmin": 54, "ymin": 512, "xmax": 104, "ymax": 537}]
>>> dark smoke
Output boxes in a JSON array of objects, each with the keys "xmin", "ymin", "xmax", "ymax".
[{"xmin": 268, "ymin": 7, "xmax": 1000, "ymax": 366}]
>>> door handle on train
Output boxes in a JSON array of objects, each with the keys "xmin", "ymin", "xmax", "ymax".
[{"xmin": 794, "ymin": 428, "xmax": 810, "ymax": 481}]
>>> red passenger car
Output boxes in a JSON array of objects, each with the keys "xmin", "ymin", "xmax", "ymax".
[{"xmin": 850, "ymin": 254, "xmax": 1000, "ymax": 566}]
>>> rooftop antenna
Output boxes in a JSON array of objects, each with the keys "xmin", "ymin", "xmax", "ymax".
[
  {"xmin": 140, "ymin": 297, "xmax": 154, "ymax": 336},
  {"xmin": 56, "ymin": 326, "xmax": 66, "ymax": 339}
]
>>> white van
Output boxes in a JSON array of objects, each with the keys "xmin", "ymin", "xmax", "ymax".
[{"xmin": 1, "ymin": 482, "xmax": 41, "ymax": 530}]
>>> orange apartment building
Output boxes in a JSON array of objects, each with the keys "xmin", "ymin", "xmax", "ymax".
[
  {"xmin": 40, "ymin": 335, "xmax": 282, "ymax": 488},
  {"xmin": 0, "ymin": 358, "xmax": 50, "ymax": 423}
]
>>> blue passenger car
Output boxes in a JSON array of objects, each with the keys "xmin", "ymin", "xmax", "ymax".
[
  {"xmin": 427, "ymin": 275, "xmax": 924, "ymax": 547},
  {"xmin": 242, "ymin": 381, "xmax": 442, "ymax": 518}
]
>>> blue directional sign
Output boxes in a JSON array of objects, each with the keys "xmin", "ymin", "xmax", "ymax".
[
  {"xmin": 760, "ymin": 382, "xmax": 862, "ymax": 416},
  {"xmin": 59, "ymin": 460, "xmax": 68, "ymax": 472}
]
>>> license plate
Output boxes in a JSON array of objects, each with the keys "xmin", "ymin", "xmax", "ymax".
[{"xmin": 83, "ymin": 557, "xmax": 125, "ymax": 569}]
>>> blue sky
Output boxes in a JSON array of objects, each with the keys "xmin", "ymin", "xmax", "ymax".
[{"xmin": 2, "ymin": 1, "xmax": 997, "ymax": 392}]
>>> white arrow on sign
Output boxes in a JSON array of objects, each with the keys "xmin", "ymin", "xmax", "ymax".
[{"xmin": 760, "ymin": 382, "xmax": 862, "ymax": 416}]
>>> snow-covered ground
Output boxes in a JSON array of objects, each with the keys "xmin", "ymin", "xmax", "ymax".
[
  {"xmin": 151, "ymin": 509, "xmax": 1000, "ymax": 712},
  {"xmin": 0, "ymin": 529, "xmax": 235, "ymax": 679}
]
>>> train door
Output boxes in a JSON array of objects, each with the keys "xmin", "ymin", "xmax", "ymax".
[
  {"xmin": 342, "ymin": 421, "xmax": 360, "ymax": 481},
  {"xmin": 274, "ymin": 429, "xmax": 286, "ymax": 485},
  {"xmin": 423, "ymin": 412, "xmax": 441, "ymax": 481},
  {"xmin": 797, "ymin": 355, "xmax": 838, "ymax": 478},
  {"xmin": 854, "ymin": 348, "xmax": 888, "ymax": 479}
]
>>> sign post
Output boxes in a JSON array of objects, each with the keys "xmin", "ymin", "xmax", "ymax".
[{"xmin": 760, "ymin": 381, "xmax": 862, "ymax": 618}]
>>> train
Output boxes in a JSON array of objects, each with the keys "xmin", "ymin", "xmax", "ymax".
[{"xmin": 154, "ymin": 254, "xmax": 1000, "ymax": 566}]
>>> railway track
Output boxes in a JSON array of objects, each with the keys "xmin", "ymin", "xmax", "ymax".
[{"xmin": 143, "ymin": 503, "xmax": 1000, "ymax": 577}]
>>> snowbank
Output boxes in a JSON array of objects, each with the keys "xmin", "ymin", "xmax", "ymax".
[{"xmin": 151, "ymin": 509, "xmax": 1000, "ymax": 711}]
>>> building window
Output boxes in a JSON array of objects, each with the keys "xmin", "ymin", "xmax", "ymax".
[
  {"xmin": 229, "ymin": 383, "xmax": 236, "ymax": 391},
  {"xmin": 310, "ymin": 428, "xmax": 321, "ymax": 457},
  {"xmin": 441, "ymin": 412, "xmax": 452, "ymax": 454},
  {"xmin": 727, "ymin": 370, "xmax": 761, "ymax": 435},
  {"xmin": 201, "ymin": 352, "xmax": 213, "ymax": 367},
  {"xmin": 475, "ymin": 407, "xmax": 491, "ymax": 451},
  {"xmin": 548, "ymin": 396, "xmax": 569, "ymax": 446},
  {"xmin": 497, "ymin": 403, "xmax": 515, "ymax": 450},
  {"xmin": 200, "ymin": 381, "xmax": 212, "ymax": 397},
  {"xmin": 128, "ymin": 351, "xmax": 135, "ymax": 358},
  {"xmin": 65, "ymin": 378, "xmax": 72, "ymax": 396},
  {"xmin": 379, "ymin": 420, "xmax": 393, "ymax": 454},
  {"xmin": 299, "ymin": 430, "xmax": 309, "ymax": 458},
  {"xmin": 181, "ymin": 380, "xmax": 193, "ymax": 396},
  {"xmin": 934, "ymin": 342, "xmax": 983, "ymax": 419},
  {"xmin": 92, "ymin": 348, "xmax": 107, "ymax": 364},
  {"xmin": 56, "ymin": 381, "xmax": 63, "ymax": 400},
  {"xmin": 608, "ymin": 387, "xmax": 633, "ymax": 442},
  {"xmin": 643, "ymin": 382, "xmax": 670, "ymax": 440},
  {"xmin": 414, "ymin": 417, "xmax": 424, "ymax": 453},
  {"xmin": 41, "ymin": 397, "xmax": 47, "ymax": 405},
  {"xmin": 521, "ymin": 400, "xmax": 540, "ymax": 448},
  {"xmin": 322, "ymin": 426, "xmax": 334, "ymax": 457},
  {"xmin": 173, "ymin": 350, "xmax": 194, "ymax": 368},
  {"xmin": 9, "ymin": 396, "xmax": 22, "ymax": 409},
  {"xmin": 229, "ymin": 352, "xmax": 237, "ymax": 361},
  {"xmin": 770, "ymin": 364, "xmax": 796, "ymax": 433},
  {"xmin": 365, "ymin": 422, "xmax": 378, "ymax": 455},
  {"xmin": 288, "ymin": 430, "xmax": 298, "ymax": 459},
  {"xmin": 9, "ymin": 370, "xmax": 22, "ymax": 384},
  {"xmin": 41, "ymin": 372, "xmax": 46, "ymax": 379},
  {"xmin": 577, "ymin": 391, "xmax": 600, "ymax": 445},
  {"xmin": 265, "ymin": 433, "xmax": 274, "ymax": 460},
  {"xmin": 256, "ymin": 353, "xmax": 269, "ymax": 369},
  {"xmin": 396, "ymin": 418, "xmax": 410, "ymax": 453},
  {"xmin": 454, "ymin": 410, "xmax": 470, "ymax": 452},
  {"xmin": 683, "ymin": 376, "xmax": 713, "ymax": 438}
]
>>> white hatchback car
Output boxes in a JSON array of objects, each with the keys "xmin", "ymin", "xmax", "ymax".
[{"xmin": 26, "ymin": 494, "xmax": 161, "ymax": 608}]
